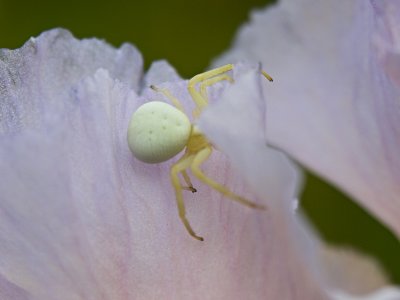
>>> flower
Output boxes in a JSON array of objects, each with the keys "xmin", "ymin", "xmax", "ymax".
[
  {"xmin": 0, "ymin": 14, "xmax": 398, "ymax": 299},
  {"xmin": 214, "ymin": 0, "xmax": 400, "ymax": 240},
  {"xmin": 0, "ymin": 29, "xmax": 328, "ymax": 299}
]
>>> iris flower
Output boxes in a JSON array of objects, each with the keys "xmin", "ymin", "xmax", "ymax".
[{"xmin": 0, "ymin": 1, "xmax": 399, "ymax": 300}]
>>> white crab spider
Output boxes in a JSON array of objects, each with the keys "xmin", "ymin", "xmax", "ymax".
[{"xmin": 127, "ymin": 64, "xmax": 272, "ymax": 241}]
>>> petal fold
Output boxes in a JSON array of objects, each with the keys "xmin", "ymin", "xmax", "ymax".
[
  {"xmin": 215, "ymin": 0, "xmax": 400, "ymax": 239},
  {"xmin": 0, "ymin": 28, "xmax": 143, "ymax": 134},
  {"xmin": 0, "ymin": 31, "xmax": 328, "ymax": 298}
]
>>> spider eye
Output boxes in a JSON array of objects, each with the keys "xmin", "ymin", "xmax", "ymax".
[{"xmin": 127, "ymin": 101, "xmax": 191, "ymax": 163}]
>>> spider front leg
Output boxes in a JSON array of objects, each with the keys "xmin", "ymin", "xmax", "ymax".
[
  {"xmin": 199, "ymin": 74, "xmax": 234, "ymax": 103},
  {"xmin": 189, "ymin": 74, "xmax": 234, "ymax": 119},
  {"xmin": 170, "ymin": 154, "xmax": 204, "ymax": 241},
  {"xmin": 191, "ymin": 146, "xmax": 266, "ymax": 210},
  {"xmin": 188, "ymin": 64, "xmax": 234, "ymax": 112},
  {"xmin": 187, "ymin": 64, "xmax": 273, "ymax": 114},
  {"xmin": 150, "ymin": 85, "xmax": 184, "ymax": 112}
]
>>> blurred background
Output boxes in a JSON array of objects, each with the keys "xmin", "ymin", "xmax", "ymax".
[{"xmin": 1, "ymin": 0, "xmax": 399, "ymax": 284}]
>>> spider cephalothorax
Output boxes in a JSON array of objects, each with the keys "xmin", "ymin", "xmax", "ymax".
[{"xmin": 127, "ymin": 64, "xmax": 272, "ymax": 241}]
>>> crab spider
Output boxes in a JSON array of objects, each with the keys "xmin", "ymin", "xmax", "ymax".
[{"xmin": 127, "ymin": 64, "xmax": 272, "ymax": 241}]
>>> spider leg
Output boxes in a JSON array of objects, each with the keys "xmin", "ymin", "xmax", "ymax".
[
  {"xmin": 150, "ymin": 85, "xmax": 184, "ymax": 112},
  {"xmin": 188, "ymin": 74, "xmax": 234, "ymax": 120},
  {"xmin": 199, "ymin": 74, "xmax": 234, "ymax": 103},
  {"xmin": 181, "ymin": 170, "xmax": 197, "ymax": 193},
  {"xmin": 261, "ymin": 70, "xmax": 273, "ymax": 82},
  {"xmin": 188, "ymin": 64, "xmax": 234, "ymax": 111},
  {"xmin": 191, "ymin": 146, "xmax": 266, "ymax": 210},
  {"xmin": 171, "ymin": 154, "xmax": 204, "ymax": 241},
  {"xmin": 190, "ymin": 74, "xmax": 234, "ymax": 119}
]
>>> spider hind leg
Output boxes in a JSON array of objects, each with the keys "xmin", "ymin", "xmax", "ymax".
[
  {"xmin": 181, "ymin": 170, "xmax": 197, "ymax": 193},
  {"xmin": 170, "ymin": 155, "xmax": 204, "ymax": 241},
  {"xmin": 191, "ymin": 147, "xmax": 266, "ymax": 210}
]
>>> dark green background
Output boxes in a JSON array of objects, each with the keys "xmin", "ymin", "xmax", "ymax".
[{"xmin": 1, "ymin": 0, "xmax": 399, "ymax": 284}]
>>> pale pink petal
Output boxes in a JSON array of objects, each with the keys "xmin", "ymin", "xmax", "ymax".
[
  {"xmin": 332, "ymin": 287, "xmax": 400, "ymax": 300},
  {"xmin": 0, "ymin": 30, "xmax": 329, "ymax": 299},
  {"xmin": 199, "ymin": 64, "xmax": 328, "ymax": 299},
  {"xmin": 318, "ymin": 246, "xmax": 389, "ymax": 295},
  {"xmin": 0, "ymin": 275, "xmax": 31, "ymax": 300},
  {"xmin": 143, "ymin": 60, "xmax": 181, "ymax": 86},
  {"xmin": 0, "ymin": 28, "xmax": 142, "ymax": 134},
  {"xmin": 215, "ymin": 0, "xmax": 400, "ymax": 239}
]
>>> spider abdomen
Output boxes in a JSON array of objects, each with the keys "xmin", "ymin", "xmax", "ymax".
[{"xmin": 127, "ymin": 101, "xmax": 191, "ymax": 164}]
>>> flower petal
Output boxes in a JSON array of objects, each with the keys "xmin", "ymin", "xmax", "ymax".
[
  {"xmin": 215, "ymin": 0, "xmax": 400, "ymax": 238},
  {"xmin": 199, "ymin": 64, "xmax": 328, "ymax": 298},
  {"xmin": 0, "ymin": 28, "xmax": 143, "ymax": 135},
  {"xmin": 143, "ymin": 60, "xmax": 181, "ymax": 87},
  {"xmin": 332, "ymin": 287, "xmax": 400, "ymax": 300},
  {"xmin": 0, "ymin": 275, "xmax": 31, "ymax": 300},
  {"xmin": 0, "ymin": 30, "xmax": 328, "ymax": 299},
  {"xmin": 318, "ymin": 246, "xmax": 389, "ymax": 295}
]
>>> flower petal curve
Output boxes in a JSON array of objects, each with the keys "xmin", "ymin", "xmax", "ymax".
[
  {"xmin": 214, "ymin": 0, "xmax": 400, "ymax": 239},
  {"xmin": 199, "ymin": 64, "xmax": 329, "ymax": 299},
  {"xmin": 0, "ymin": 29, "xmax": 330, "ymax": 299},
  {"xmin": 0, "ymin": 28, "xmax": 142, "ymax": 135}
]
